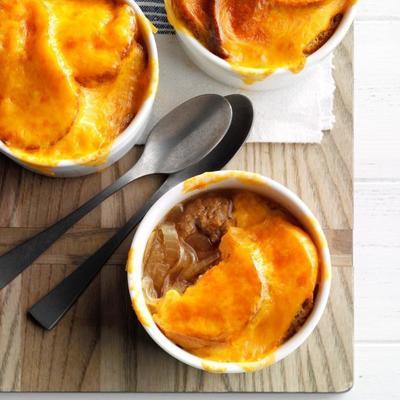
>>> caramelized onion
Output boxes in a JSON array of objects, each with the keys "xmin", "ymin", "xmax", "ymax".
[
  {"xmin": 165, "ymin": 203, "xmax": 184, "ymax": 222},
  {"xmin": 143, "ymin": 201, "xmax": 224, "ymax": 303},
  {"xmin": 185, "ymin": 231, "xmax": 220, "ymax": 261},
  {"xmin": 178, "ymin": 251, "xmax": 220, "ymax": 282},
  {"xmin": 177, "ymin": 240, "xmax": 198, "ymax": 271},
  {"xmin": 144, "ymin": 229, "xmax": 171, "ymax": 294},
  {"xmin": 160, "ymin": 223, "xmax": 182, "ymax": 267},
  {"xmin": 142, "ymin": 276, "xmax": 160, "ymax": 308},
  {"xmin": 185, "ymin": 232, "xmax": 211, "ymax": 251},
  {"xmin": 171, "ymin": 279, "xmax": 191, "ymax": 295},
  {"xmin": 161, "ymin": 246, "xmax": 219, "ymax": 296},
  {"xmin": 160, "ymin": 239, "xmax": 198, "ymax": 296},
  {"xmin": 143, "ymin": 231, "xmax": 156, "ymax": 266},
  {"xmin": 143, "ymin": 223, "xmax": 220, "ymax": 301}
]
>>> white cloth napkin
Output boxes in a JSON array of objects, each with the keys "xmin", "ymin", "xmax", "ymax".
[{"xmin": 138, "ymin": 35, "xmax": 336, "ymax": 144}]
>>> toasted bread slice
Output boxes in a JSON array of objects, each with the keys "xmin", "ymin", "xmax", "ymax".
[
  {"xmin": 170, "ymin": 0, "xmax": 212, "ymax": 49},
  {"xmin": 0, "ymin": 1, "xmax": 78, "ymax": 150},
  {"xmin": 153, "ymin": 227, "xmax": 268, "ymax": 349},
  {"xmin": 284, "ymin": 296, "xmax": 314, "ymax": 340},
  {"xmin": 304, "ymin": 13, "xmax": 343, "ymax": 55}
]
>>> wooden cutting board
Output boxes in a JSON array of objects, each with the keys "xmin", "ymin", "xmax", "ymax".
[{"xmin": 0, "ymin": 31, "xmax": 353, "ymax": 393}]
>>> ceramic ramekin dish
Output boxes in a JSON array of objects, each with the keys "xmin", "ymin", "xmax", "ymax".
[
  {"xmin": 127, "ymin": 170, "xmax": 332, "ymax": 373},
  {"xmin": 0, "ymin": 0, "xmax": 159, "ymax": 178},
  {"xmin": 171, "ymin": 3, "xmax": 357, "ymax": 91}
]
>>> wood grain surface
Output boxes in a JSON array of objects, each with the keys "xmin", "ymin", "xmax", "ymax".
[{"xmin": 0, "ymin": 31, "xmax": 353, "ymax": 393}]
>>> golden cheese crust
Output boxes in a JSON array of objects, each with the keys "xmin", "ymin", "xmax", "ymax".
[
  {"xmin": 0, "ymin": 0, "xmax": 79, "ymax": 150},
  {"xmin": 153, "ymin": 227, "xmax": 266, "ymax": 348},
  {"xmin": 0, "ymin": 0, "xmax": 150, "ymax": 164}
]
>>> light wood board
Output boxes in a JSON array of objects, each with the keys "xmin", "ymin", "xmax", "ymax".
[{"xmin": 0, "ymin": 31, "xmax": 353, "ymax": 393}]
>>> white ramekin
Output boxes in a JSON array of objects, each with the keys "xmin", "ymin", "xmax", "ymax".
[
  {"xmin": 127, "ymin": 171, "xmax": 331, "ymax": 373},
  {"xmin": 169, "ymin": 2, "xmax": 357, "ymax": 91},
  {"xmin": 0, "ymin": 0, "xmax": 159, "ymax": 178}
]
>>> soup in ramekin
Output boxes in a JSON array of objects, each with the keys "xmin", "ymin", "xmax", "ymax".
[
  {"xmin": 142, "ymin": 189, "xmax": 319, "ymax": 363},
  {"xmin": 166, "ymin": 0, "xmax": 356, "ymax": 75},
  {"xmin": 0, "ymin": 0, "xmax": 153, "ymax": 166}
]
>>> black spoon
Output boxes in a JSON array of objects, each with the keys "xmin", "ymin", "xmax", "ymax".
[{"xmin": 28, "ymin": 94, "xmax": 254, "ymax": 330}]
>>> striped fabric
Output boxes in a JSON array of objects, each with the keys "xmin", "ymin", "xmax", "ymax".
[{"xmin": 137, "ymin": 1, "xmax": 174, "ymax": 34}]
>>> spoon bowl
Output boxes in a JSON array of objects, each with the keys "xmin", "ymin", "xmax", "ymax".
[{"xmin": 140, "ymin": 94, "xmax": 233, "ymax": 174}]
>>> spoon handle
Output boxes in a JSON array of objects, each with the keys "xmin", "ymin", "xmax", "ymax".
[
  {"xmin": 0, "ymin": 161, "xmax": 146, "ymax": 289},
  {"xmin": 28, "ymin": 177, "xmax": 172, "ymax": 330}
]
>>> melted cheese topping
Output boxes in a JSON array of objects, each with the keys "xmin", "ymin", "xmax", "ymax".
[
  {"xmin": 167, "ymin": 0, "xmax": 355, "ymax": 73},
  {"xmin": 154, "ymin": 227, "xmax": 265, "ymax": 349},
  {"xmin": 152, "ymin": 192, "xmax": 319, "ymax": 362},
  {"xmin": 0, "ymin": 0, "xmax": 150, "ymax": 165}
]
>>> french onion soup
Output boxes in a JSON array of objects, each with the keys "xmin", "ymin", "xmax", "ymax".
[
  {"xmin": 143, "ymin": 190, "xmax": 319, "ymax": 363},
  {"xmin": 0, "ymin": 0, "xmax": 151, "ymax": 165},
  {"xmin": 165, "ymin": 0, "xmax": 355, "ymax": 74}
]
